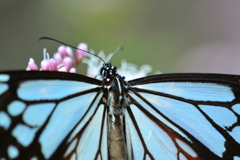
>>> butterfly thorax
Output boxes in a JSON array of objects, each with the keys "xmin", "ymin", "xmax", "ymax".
[{"xmin": 101, "ymin": 64, "xmax": 129, "ymax": 160}]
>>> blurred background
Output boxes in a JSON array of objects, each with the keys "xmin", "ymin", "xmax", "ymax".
[{"xmin": 1, "ymin": 0, "xmax": 240, "ymax": 75}]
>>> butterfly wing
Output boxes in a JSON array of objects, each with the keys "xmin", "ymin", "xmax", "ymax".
[
  {"xmin": 2, "ymin": 71, "xmax": 240, "ymax": 160},
  {"xmin": 126, "ymin": 73, "xmax": 240, "ymax": 160},
  {"xmin": 0, "ymin": 71, "xmax": 108, "ymax": 160}
]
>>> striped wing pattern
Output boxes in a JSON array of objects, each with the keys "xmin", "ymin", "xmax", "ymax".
[
  {"xmin": 0, "ymin": 71, "xmax": 240, "ymax": 160},
  {"xmin": 126, "ymin": 74, "xmax": 240, "ymax": 159},
  {"xmin": 0, "ymin": 71, "xmax": 107, "ymax": 160}
]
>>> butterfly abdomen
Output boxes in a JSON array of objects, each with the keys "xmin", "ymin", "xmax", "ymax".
[{"xmin": 103, "ymin": 74, "xmax": 128, "ymax": 160}]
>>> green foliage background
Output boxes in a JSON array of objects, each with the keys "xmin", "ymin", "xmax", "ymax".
[{"xmin": 1, "ymin": 1, "xmax": 240, "ymax": 75}]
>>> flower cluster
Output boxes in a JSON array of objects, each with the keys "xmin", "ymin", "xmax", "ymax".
[
  {"xmin": 82, "ymin": 50, "xmax": 156, "ymax": 80},
  {"xmin": 26, "ymin": 43, "xmax": 88, "ymax": 73},
  {"xmin": 27, "ymin": 42, "xmax": 159, "ymax": 80},
  {"xmin": 82, "ymin": 50, "xmax": 114, "ymax": 78}
]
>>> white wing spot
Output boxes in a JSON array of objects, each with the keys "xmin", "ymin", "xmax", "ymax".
[
  {"xmin": 7, "ymin": 145, "xmax": 19, "ymax": 159},
  {"xmin": 0, "ymin": 74, "xmax": 10, "ymax": 82},
  {"xmin": 7, "ymin": 101, "xmax": 26, "ymax": 116},
  {"xmin": 0, "ymin": 111, "xmax": 11, "ymax": 130}
]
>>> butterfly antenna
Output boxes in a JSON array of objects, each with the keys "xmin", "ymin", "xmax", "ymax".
[
  {"xmin": 109, "ymin": 46, "xmax": 124, "ymax": 63},
  {"xmin": 39, "ymin": 37, "xmax": 106, "ymax": 64}
]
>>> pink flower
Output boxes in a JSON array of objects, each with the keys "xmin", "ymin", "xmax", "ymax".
[
  {"xmin": 49, "ymin": 59, "xmax": 58, "ymax": 71},
  {"xmin": 58, "ymin": 67, "xmax": 67, "ymax": 72},
  {"xmin": 53, "ymin": 52, "xmax": 62, "ymax": 65},
  {"xmin": 76, "ymin": 43, "xmax": 88, "ymax": 62},
  {"xmin": 26, "ymin": 43, "xmax": 88, "ymax": 73},
  {"xmin": 58, "ymin": 46, "xmax": 68, "ymax": 58},
  {"xmin": 62, "ymin": 57, "xmax": 73, "ymax": 71},
  {"xmin": 40, "ymin": 59, "xmax": 50, "ymax": 71},
  {"xmin": 69, "ymin": 68, "xmax": 76, "ymax": 73},
  {"xmin": 26, "ymin": 41, "xmax": 156, "ymax": 79},
  {"xmin": 66, "ymin": 46, "xmax": 73, "ymax": 58},
  {"xmin": 26, "ymin": 58, "xmax": 38, "ymax": 71}
]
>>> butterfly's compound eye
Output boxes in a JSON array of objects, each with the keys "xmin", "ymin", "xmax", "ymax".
[
  {"xmin": 100, "ymin": 63, "xmax": 118, "ymax": 78},
  {"xmin": 111, "ymin": 65, "xmax": 118, "ymax": 75},
  {"xmin": 100, "ymin": 64, "xmax": 107, "ymax": 76}
]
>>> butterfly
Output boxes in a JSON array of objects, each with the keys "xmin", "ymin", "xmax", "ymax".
[{"xmin": 0, "ymin": 47, "xmax": 240, "ymax": 160}]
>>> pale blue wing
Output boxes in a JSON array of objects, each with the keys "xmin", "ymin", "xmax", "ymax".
[
  {"xmin": 0, "ymin": 71, "xmax": 107, "ymax": 160},
  {"xmin": 62, "ymin": 101, "xmax": 108, "ymax": 160},
  {"xmin": 125, "ymin": 95, "xmax": 199, "ymax": 160},
  {"xmin": 127, "ymin": 74, "xmax": 240, "ymax": 160}
]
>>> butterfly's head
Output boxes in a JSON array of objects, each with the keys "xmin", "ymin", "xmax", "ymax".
[{"xmin": 100, "ymin": 63, "xmax": 118, "ymax": 78}]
